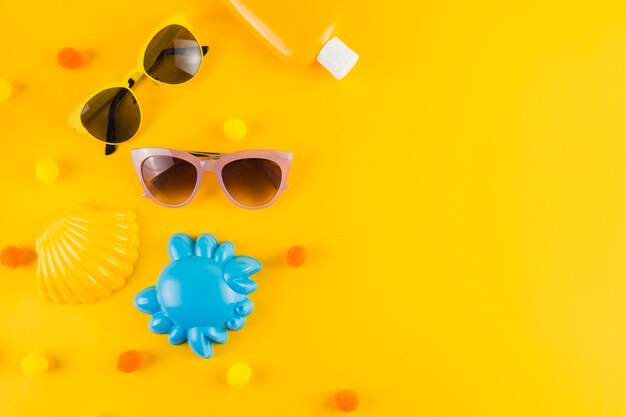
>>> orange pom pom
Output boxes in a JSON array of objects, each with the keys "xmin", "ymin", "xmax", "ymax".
[
  {"xmin": 1, "ymin": 246, "xmax": 24, "ymax": 269},
  {"xmin": 286, "ymin": 245, "xmax": 307, "ymax": 267},
  {"xmin": 334, "ymin": 389, "xmax": 359, "ymax": 412},
  {"xmin": 57, "ymin": 47, "xmax": 84, "ymax": 70},
  {"xmin": 117, "ymin": 350, "xmax": 142, "ymax": 373}
]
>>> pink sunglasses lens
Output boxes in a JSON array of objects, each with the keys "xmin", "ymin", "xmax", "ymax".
[
  {"xmin": 222, "ymin": 158, "xmax": 283, "ymax": 207},
  {"xmin": 141, "ymin": 156, "xmax": 198, "ymax": 205}
]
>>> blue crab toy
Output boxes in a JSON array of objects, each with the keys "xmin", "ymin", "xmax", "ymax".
[{"xmin": 134, "ymin": 233, "xmax": 261, "ymax": 358}]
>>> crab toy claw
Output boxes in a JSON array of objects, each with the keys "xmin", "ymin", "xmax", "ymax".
[{"xmin": 134, "ymin": 233, "xmax": 261, "ymax": 358}]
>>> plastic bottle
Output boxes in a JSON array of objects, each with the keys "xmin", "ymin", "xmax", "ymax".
[{"xmin": 219, "ymin": 0, "xmax": 359, "ymax": 79}]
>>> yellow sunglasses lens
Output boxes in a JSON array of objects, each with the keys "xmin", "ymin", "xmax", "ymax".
[
  {"xmin": 143, "ymin": 24, "xmax": 202, "ymax": 84},
  {"xmin": 80, "ymin": 87, "xmax": 140, "ymax": 144}
]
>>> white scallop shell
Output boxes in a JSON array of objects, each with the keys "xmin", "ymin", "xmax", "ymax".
[{"xmin": 36, "ymin": 207, "xmax": 140, "ymax": 305}]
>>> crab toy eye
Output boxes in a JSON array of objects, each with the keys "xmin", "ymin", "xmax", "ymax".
[{"xmin": 134, "ymin": 232, "xmax": 261, "ymax": 358}]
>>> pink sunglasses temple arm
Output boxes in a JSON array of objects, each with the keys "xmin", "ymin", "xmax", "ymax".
[{"xmin": 187, "ymin": 151, "xmax": 222, "ymax": 159}]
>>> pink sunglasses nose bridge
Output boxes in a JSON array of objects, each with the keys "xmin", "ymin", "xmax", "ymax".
[{"xmin": 199, "ymin": 159, "xmax": 219, "ymax": 172}]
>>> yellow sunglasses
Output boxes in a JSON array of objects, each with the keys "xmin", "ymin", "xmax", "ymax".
[{"xmin": 68, "ymin": 13, "xmax": 209, "ymax": 155}]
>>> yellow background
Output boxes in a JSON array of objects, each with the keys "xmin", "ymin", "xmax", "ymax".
[{"xmin": 1, "ymin": 0, "xmax": 626, "ymax": 415}]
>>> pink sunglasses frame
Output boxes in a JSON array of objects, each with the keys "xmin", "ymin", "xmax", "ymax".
[{"xmin": 131, "ymin": 147, "xmax": 293, "ymax": 209}]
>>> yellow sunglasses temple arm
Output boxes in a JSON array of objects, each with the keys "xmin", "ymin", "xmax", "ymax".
[{"xmin": 104, "ymin": 73, "xmax": 145, "ymax": 156}]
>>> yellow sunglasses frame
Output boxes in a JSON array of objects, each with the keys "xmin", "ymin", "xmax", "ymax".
[{"xmin": 68, "ymin": 13, "xmax": 208, "ymax": 153}]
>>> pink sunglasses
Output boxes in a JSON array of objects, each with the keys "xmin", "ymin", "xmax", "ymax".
[{"xmin": 131, "ymin": 148, "xmax": 293, "ymax": 209}]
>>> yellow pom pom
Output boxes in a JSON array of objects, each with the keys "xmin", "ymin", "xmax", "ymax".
[
  {"xmin": 22, "ymin": 352, "xmax": 49, "ymax": 377},
  {"xmin": 223, "ymin": 118, "xmax": 247, "ymax": 141},
  {"xmin": 227, "ymin": 362, "xmax": 252, "ymax": 387},
  {"xmin": 0, "ymin": 79, "xmax": 12, "ymax": 102},
  {"xmin": 36, "ymin": 160, "xmax": 60, "ymax": 184}
]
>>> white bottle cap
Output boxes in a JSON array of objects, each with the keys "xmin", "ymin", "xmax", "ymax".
[{"xmin": 316, "ymin": 36, "xmax": 359, "ymax": 80}]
